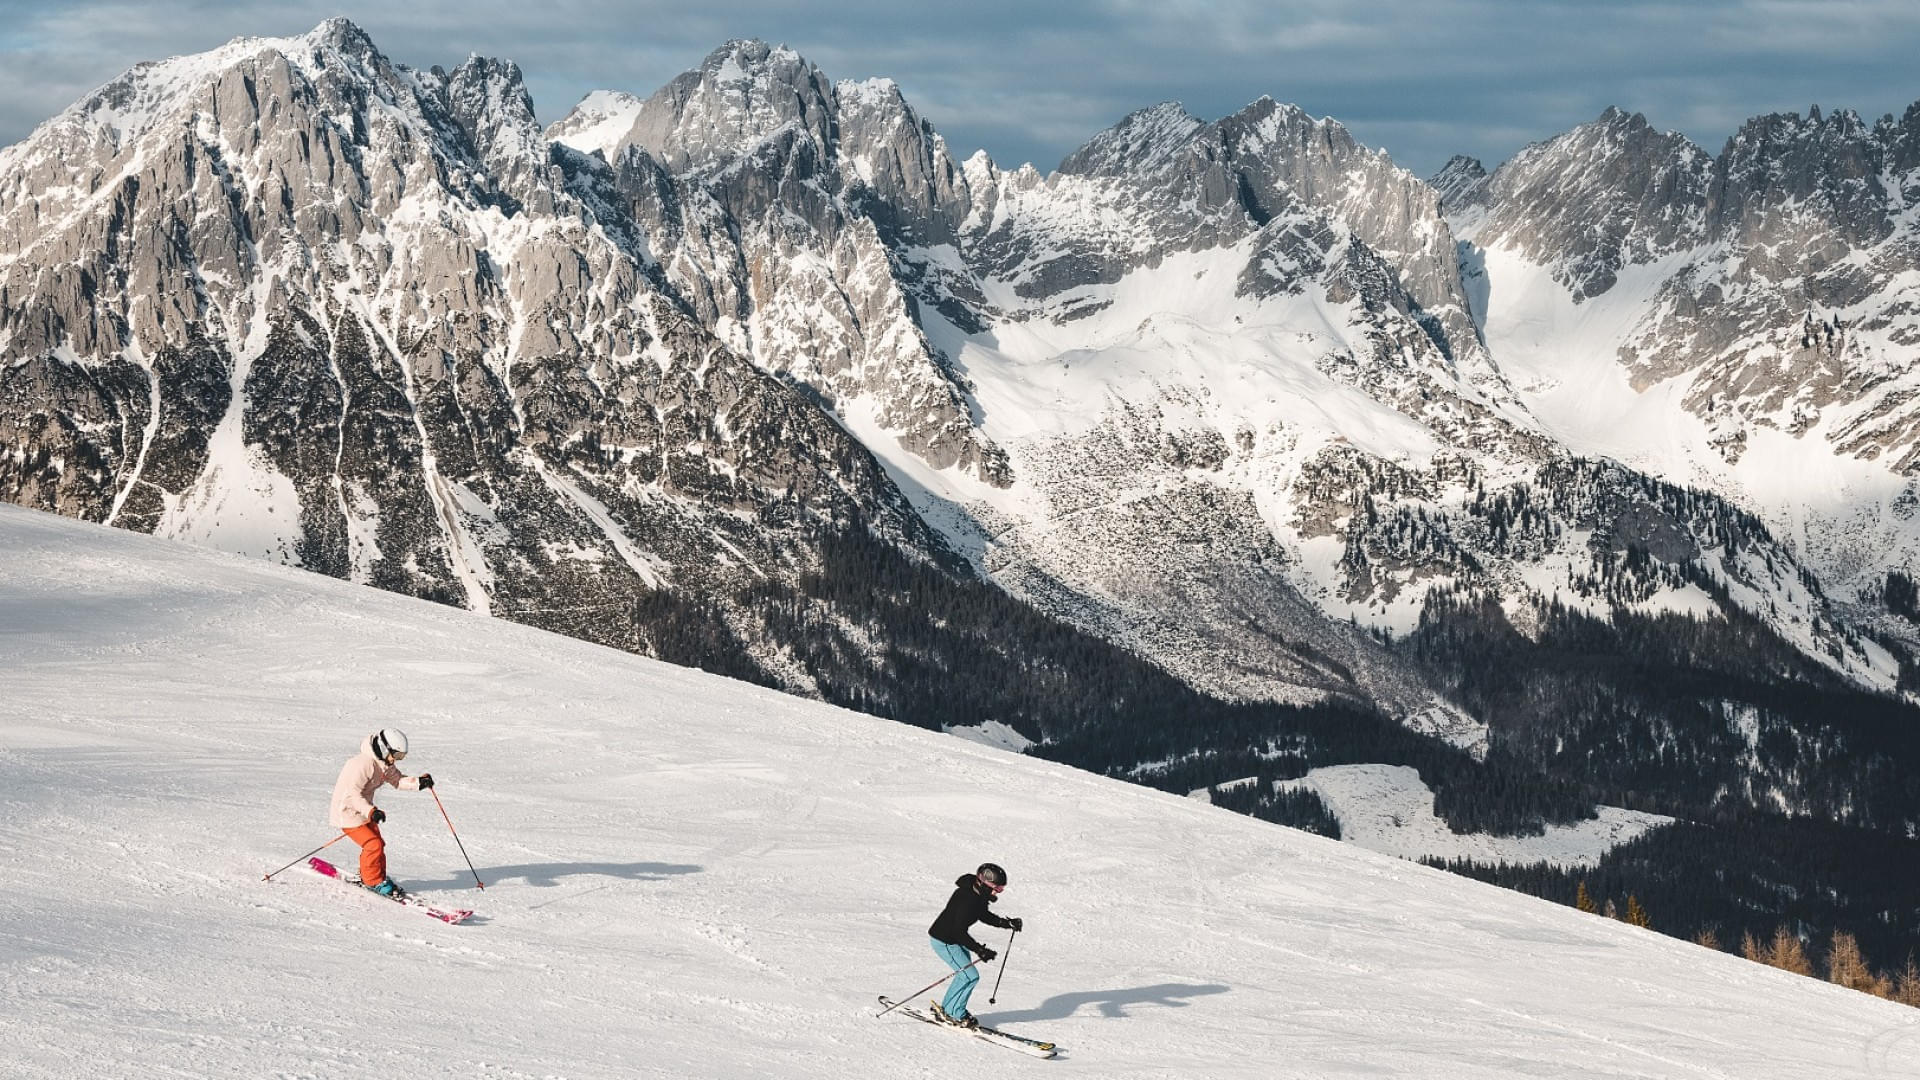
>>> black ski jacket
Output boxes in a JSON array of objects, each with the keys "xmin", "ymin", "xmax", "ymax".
[{"xmin": 928, "ymin": 874, "xmax": 1013, "ymax": 952}]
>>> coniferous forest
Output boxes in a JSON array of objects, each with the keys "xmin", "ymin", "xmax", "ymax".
[{"xmin": 1397, "ymin": 584, "xmax": 1920, "ymax": 977}]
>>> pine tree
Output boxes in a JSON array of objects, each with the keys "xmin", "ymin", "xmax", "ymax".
[
  {"xmin": 1766, "ymin": 926, "xmax": 1813, "ymax": 976},
  {"xmin": 1625, "ymin": 895, "xmax": 1651, "ymax": 928},
  {"xmin": 1575, "ymin": 880, "xmax": 1597, "ymax": 914}
]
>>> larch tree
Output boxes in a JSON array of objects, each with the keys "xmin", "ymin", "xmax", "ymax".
[
  {"xmin": 1625, "ymin": 895, "xmax": 1651, "ymax": 929},
  {"xmin": 1826, "ymin": 932, "xmax": 1878, "ymax": 994},
  {"xmin": 1895, "ymin": 955, "xmax": 1920, "ymax": 1008},
  {"xmin": 1766, "ymin": 926, "xmax": 1813, "ymax": 977}
]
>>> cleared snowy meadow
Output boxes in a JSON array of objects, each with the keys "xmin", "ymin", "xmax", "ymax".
[{"xmin": 1, "ymin": 503, "xmax": 1916, "ymax": 1078}]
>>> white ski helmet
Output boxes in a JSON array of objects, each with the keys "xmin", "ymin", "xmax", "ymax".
[{"xmin": 371, "ymin": 728, "xmax": 409, "ymax": 763}]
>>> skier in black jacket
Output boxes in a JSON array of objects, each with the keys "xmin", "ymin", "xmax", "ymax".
[{"xmin": 927, "ymin": 862, "xmax": 1023, "ymax": 1028}]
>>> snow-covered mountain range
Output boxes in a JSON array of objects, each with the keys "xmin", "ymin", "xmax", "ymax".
[
  {"xmin": 532, "ymin": 35, "xmax": 1917, "ymax": 717},
  {"xmin": 4, "ymin": 502, "xmax": 1915, "ymax": 1079},
  {"xmin": 1439, "ymin": 103, "xmax": 1920, "ymax": 605},
  {"xmin": 6, "ymin": 20, "xmax": 1920, "ymax": 949}
]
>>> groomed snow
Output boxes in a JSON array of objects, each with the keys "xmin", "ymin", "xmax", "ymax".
[{"xmin": 3, "ymin": 503, "xmax": 1917, "ymax": 1078}]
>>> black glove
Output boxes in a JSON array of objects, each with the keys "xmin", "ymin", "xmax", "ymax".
[
  {"xmin": 417, "ymin": 773, "xmax": 434, "ymax": 790},
  {"xmin": 1007, "ymin": 917, "xmax": 1024, "ymax": 933},
  {"xmin": 973, "ymin": 944, "xmax": 997, "ymax": 962},
  {"xmin": 369, "ymin": 808, "xmax": 387, "ymax": 824}
]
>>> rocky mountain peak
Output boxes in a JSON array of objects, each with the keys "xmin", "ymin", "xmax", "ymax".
[
  {"xmin": 1428, "ymin": 155, "xmax": 1489, "ymax": 212},
  {"xmin": 1216, "ymin": 96, "xmax": 1350, "ymax": 155},
  {"xmin": 310, "ymin": 16, "xmax": 370, "ymax": 50},
  {"xmin": 1460, "ymin": 107, "xmax": 1710, "ymax": 299},
  {"xmin": 1206, "ymin": 96, "xmax": 1408, "ymax": 213},
  {"xmin": 620, "ymin": 39, "xmax": 835, "ymax": 174},
  {"xmin": 581, "ymin": 39, "xmax": 1006, "ymax": 484},
  {"xmin": 1886, "ymin": 99, "xmax": 1920, "ymax": 174},
  {"xmin": 1708, "ymin": 103, "xmax": 1892, "ymax": 248},
  {"xmin": 1056, "ymin": 101, "xmax": 1203, "ymax": 177},
  {"xmin": 833, "ymin": 76, "xmax": 971, "ymax": 245},
  {"xmin": 0, "ymin": 16, "xmax": 974, "ymax": 684},
  {"xmin": 434, "ymin": 54, "xmax": 542, "ymax": 178},
  {"xmin": 1593, "ymin": 104, "xmax": 1640, "ymax": 128}
]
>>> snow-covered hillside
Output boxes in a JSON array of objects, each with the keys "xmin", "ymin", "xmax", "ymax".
[{"xmin": 3, "ymin": 503, "xmax": 1915, "ymax": 1078}]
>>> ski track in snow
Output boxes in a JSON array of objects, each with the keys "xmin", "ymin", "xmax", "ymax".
[{"xmin": 1, "ymin": 503, "xmax": 1916, "ymax": 1079}]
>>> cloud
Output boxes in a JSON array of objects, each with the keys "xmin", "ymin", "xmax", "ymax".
[{"xmin": 1, "ymin": 0, "xmax": 1916, "ymax": 177}]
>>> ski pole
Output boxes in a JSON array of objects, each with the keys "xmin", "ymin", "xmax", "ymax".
[
  {"xmin": 987, "ymin": 929, "xmax": 1017, "ymax": 1004},
  {"xmin": 263, "ymin": 834, "xmax": 345, "ymax": 881},
  {"xmin": 431, "ymin": 787, "xmax": 485, "ymax": 889},
  {"xmin": 878, "ymin": 958, "xmax": 984, "ymax": 1017}
]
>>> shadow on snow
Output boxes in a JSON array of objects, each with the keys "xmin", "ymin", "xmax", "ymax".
[
  {"xmin": 410, "ymin": 860, "xmax": 704, "ymax": 891},
  {"xmin": 983, "ymin": 982, "xmax": 1231, "ymax": 1024}
]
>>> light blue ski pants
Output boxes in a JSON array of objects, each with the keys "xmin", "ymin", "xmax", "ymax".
[{"xmin": 930, "ymin": 938, "xmax": 979, "ymax": 1019}]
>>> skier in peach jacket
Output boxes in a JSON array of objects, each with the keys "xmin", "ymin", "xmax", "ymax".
[{"xmin": 330, "ymin": 729, "xmax": 431, "ymax": 897}]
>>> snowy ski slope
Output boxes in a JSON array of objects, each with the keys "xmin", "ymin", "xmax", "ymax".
[{"xmin": 2, "ymin": 503, "xmax": 1917, "ymax": 1078}]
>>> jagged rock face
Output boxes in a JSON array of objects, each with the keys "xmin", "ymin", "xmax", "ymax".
[
  {"xmin": 1427, "ymin": 155, "xmax": 1489, "ymax": 212},
  {"xmin": 0, "ymin": 19, "xmax": 940, "ymax": 672},
  {"xmin": 622, "ymin": 41, "xmax": 836, "ymax": 176},
  {"xmin": 1442, "ymin": 102, "xmax": 1920, "ymax": 599},
  {"xmin": 1645, "ymin": 106, "xmax": 1920, "ymax": 411},
  {"xmin": 974, "ymin": 98, "xmax": 1478, "ymax": 350},
  {"xmin": 1456, "ymin": 108, "xmax": 1712, "ymax": 301},
  {"xmin": 955, "ymin": 98, "xmax": 1512, "ymax": 412},
  {"xmin": 584, "ymin": 41, "xmax": 1003, "ymax": 483},
  {"xmin": 835, "ymin": 78, "xmax": 971, "ymax": 248}
]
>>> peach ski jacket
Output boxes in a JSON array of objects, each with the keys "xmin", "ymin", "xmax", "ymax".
[{"xmin": 329, "ymin": 734, "xmax": 421, "ymax": 829}]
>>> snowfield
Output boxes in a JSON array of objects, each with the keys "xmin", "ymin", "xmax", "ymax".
[
  {"xmin": 2, "ymin": 503, "xmax": 1917, "ymax": 1078},
  {"xmin": 1267, "ymin": 764, "xmax": 1672, "ymax": 869}
]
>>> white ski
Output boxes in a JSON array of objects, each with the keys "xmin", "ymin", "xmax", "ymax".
[{"xmin": 878, "ymin": 996, "xmax": 1057, "ymax": 1059}]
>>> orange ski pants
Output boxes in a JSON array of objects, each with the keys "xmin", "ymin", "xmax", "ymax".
[{"xmin": 343, "ymin": 822, "xmax": 387, "ymax": 887}]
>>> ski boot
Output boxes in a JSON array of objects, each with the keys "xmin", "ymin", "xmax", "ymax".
[
  {"xmin": 929, "ymin": 1003, "xmax": 978, "ymax": 1030},
  {"xmin": 368, "ymin": 879, "xmax": 409, "ymax": 899}
]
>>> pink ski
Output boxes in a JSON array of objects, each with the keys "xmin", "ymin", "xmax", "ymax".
[{"xmin": 309, "ymin": 857, "xmax": 475, "ymax": 924}]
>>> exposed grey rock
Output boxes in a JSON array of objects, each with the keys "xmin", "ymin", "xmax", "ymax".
[
  {"xmin": 0, "ymin": 19, "xmax": 946, "ymax": 679},
  {"xmin": 1428, "ymin": 155, "xmax": 1489, "ymax": 212},
  {"xmin": 607, "ymin": 40, "xmax": 1005, "ymax": 484},
  {"xmin": 1457, "ymin": 108, "xmax": 1712, "ymax": 301}
]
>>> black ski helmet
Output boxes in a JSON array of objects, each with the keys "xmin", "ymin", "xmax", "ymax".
[{"xmin": 977, "ymin": 862, "xmax": 1007, "ymax": 888}]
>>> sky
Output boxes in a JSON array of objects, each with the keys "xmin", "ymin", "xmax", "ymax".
[{"xmin": 2, "ymin": 1, "xmax": 1918, "ymax": 177}]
